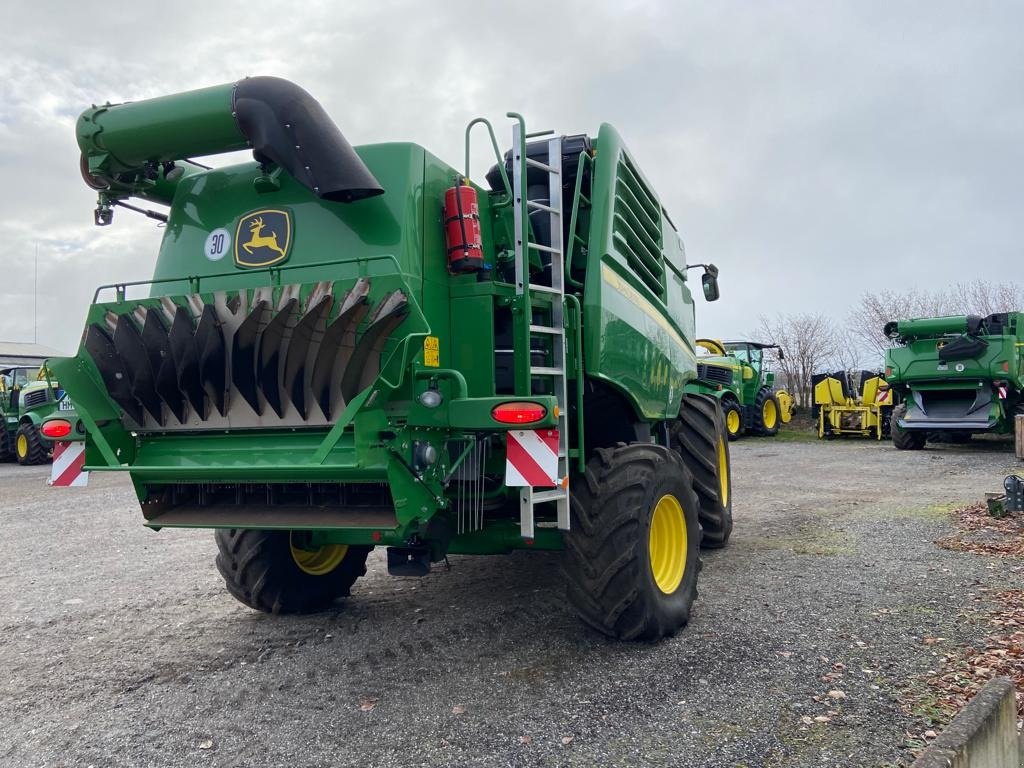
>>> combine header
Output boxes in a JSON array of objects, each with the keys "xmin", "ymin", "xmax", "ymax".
[
  {"xmin": 813, "ymin": 370, "xmax": 893, "ymax": 440},
  {"xmin": 51, "ymin": 77, "xmax": 729, "ymax": 639},
  {"xmin": 885, "ymin": 313, "xmax": 1024, "ymax": 449}
]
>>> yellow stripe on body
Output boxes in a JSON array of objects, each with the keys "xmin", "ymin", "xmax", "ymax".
[{"xmin": 600, "ymin": 264, "xmax": 694, "ymax": 358}]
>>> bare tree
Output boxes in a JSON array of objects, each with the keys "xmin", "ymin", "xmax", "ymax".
[
  {"xmin": 755, "ymin": 313, "xmax": 841, "ymax": 407},
  {"xmin": 846, "ymin": 281, "xmax": 1024, "ymax": 359}
]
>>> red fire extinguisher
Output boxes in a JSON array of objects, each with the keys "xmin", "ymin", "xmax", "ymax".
[{"xmin": 444, "ymin": 178, "xmax": 484, "ymax": 273}]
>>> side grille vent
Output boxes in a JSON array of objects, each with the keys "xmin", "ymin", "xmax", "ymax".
[{"xmin": 612, "ymin": 154, "xmax": 664, "ymax": 295}]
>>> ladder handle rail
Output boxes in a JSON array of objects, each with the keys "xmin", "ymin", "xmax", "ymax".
[
  {"xmin": 565, "ymin": 151, "xmax": 593, "ymax": 290},
  {"xmin": 565, "ymin": 293, "xmax": 586, "ymax": 473},
  {"xmin": 464, "ymin": 117, "xmax": 511, "ymax": 200}
]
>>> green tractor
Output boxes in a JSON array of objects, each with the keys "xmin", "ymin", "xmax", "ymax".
[
  {"xmin": 884, "ymin": 312, "xmax": 1024, "ymax": 449},
  {"xmin": 687, "ymin": 339, "xmax": 793, "ymax": 440},
  {"xmin": 50, "ymin": 76, "xmax": 730, "ymax": 640},
  {"xmin": 0, "ymin": 364, "xmax": 62, "ymax": 464}
]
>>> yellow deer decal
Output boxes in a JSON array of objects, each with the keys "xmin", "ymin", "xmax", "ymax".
[{"xmin": 242, "ymin": 216, "xmax": 286, "ymax": 259}]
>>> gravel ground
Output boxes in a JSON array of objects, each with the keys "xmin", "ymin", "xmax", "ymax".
[{"xmin": 1, "ymin": 436, "xmax": 1022, "ymax": 768}]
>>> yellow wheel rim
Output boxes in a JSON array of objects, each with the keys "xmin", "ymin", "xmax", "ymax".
[
  {"xmin": 289, "ymin": 533, "xmax": 348, "ymax": 576},
  {"xmin": 648, "ymin": 494, "xmax": 688, "ymax": 594},
  {"xmin": 726, "ymin": 409, "xmax": 741, "ymax": 435},
  {"xmin": 16, "ymin": 433, "xmax": 28, "ymax": 458},
  {"xmin": 763, "ymin": 399, "xmax": 778, "ymax": 429},
  {"xmin": 717, "ymin": 438, "xmax": 729, "ymax": 507}
]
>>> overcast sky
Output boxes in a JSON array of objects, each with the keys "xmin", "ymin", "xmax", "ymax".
[{"xmin": 2, "ymin": 1, "xmax": 1022, "ymax": 356}]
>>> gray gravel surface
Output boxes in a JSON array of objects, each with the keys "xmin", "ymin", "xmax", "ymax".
[{"xmin": 1, "ymin": 438, "xmax": 1021, "ymax": 767}]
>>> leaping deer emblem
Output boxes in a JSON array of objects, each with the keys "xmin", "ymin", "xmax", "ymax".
[{"xmin": 242, "ymin": 216, "xmax": 286, "ymax": 258}]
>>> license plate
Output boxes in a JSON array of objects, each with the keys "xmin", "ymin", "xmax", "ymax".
[{"xmin": 59, "ymin": 398, "xmax": 75, "ymax": 411}]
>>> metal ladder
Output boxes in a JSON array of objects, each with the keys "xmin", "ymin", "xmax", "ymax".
[{"xmin": 509, "ymin": 117, "xmax": 570, "ymax": 538}]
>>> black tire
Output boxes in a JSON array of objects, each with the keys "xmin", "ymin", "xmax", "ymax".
[
  {"xmin": 721, "ymin": 398, "xmax": 743, "ymax": 441},
  {"xmin": 215, "ymin": 529, "xmax": 371, "ymax": 614},
  {"xmin": 751, "ymin": 387, "xmax": 781, "ymax": 436},
  {"xmin": 564, "ymin": 443, "xmax": 702, "ymax": 641},
  {"xmin": 672, "ymin": 394, "xmax": 733, "ymax": 549},
  {"xmin": 890, "ymin": 404, "xmax": 926, "ymax": 450},
  {"xmin": 0, "ymin": 427, "xmax": 11, "ymax": 461},
  {"xmin": 15, "ymin": 422, "xmax": 48, "ymax": 465}
]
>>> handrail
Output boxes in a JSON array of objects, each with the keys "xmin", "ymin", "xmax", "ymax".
[
  {"xmin": 464, "ymin": 117, "xmax": 511, "ymax": 200},
  {"xmin": 565, "ymin": 150, "xmax": 593, "ymax": 290},
  {"xmin": 91, "ymin": 253, "xmax": 404, "ymax": 303},
  {"xmin": 564, "ymin": 293, "xmax": 586, "ymax": 473}
]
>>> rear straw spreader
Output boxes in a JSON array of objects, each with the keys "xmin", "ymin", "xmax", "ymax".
[{"xmin": 84, "ymin": 279, "xmax": 408, "ymax": 429}]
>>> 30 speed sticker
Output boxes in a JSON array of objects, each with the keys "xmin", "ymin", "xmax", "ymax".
[{"xmin": 204, "ymin": 228, "xmax": 231, "ymax": 261}]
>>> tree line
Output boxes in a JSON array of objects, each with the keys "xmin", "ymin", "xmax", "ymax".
[{"xmin": 752, "ymin": 280, "xmax": 1023, "ymax": 407}]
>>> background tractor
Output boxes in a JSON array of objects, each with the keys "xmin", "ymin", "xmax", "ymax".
[
  {"xmin": 50, "ymin": 76, "xmax": 731, "ymax": 641},
  {"xmin": 0, "ymin": 363, "xmax": 62, "ymax": 464},
  {"xmin": 885, "ymin": 312, "xmax": 1024, "ymax": 449},
  {"xmin": 686, "ymin": 339, "xmax": 793, "ymax": 439}
]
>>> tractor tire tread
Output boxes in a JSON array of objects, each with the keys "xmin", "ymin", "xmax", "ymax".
[
  {"xmin": 890, "ymin": 404, "xmax": 926, "ymax": 450},
  {"xmin": 15, "ymin": 423, "xmax": 48, "ymax": 465},
  {"xmin": 214, "ymin": 528, "xmax": 370, "ymax": 615},
  {"xmin": 564, "ymin": 443, "xmax": 701, "ymax": 641},
  {"xmin": 672, "ymin": 394, "xmax": 733, "ymax": 548}
]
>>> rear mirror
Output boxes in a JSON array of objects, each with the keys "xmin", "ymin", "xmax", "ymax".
[
  {"xmin": 777, "ymin": 348, "xmax": 785, "ymax": 362},
  {"xmin": 701, "ymin": 264, "xmax": 720, "ymax": 302}
]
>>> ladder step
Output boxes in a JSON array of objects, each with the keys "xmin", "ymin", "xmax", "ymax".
[
  {"xmin": 528, "ymin": 243, "xmax": 561, "ymax": 255},
  {"xmin": 526, "ymin": 200, "xmax": 560, "ymax": 215},
  {"xmin": 529, "ymin": 324, "xmax": 564, "ymax": 335},
  {"xmin": 530, "ymin": 366, "xmax": 565, "ymax": 376},
  {"xmin": 528, "ymin": 283, "xmax": 563, "ymax": 295},
  {"xmin": 525, "ymin": 158, "xmax": 559, "ymax": 174},
  {"xmin": 530, "ymin": 489, "xmax": 568, "ymax": 503}
]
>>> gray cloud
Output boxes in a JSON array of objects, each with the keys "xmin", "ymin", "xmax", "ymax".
[{"xmin": 2, "ymin": 1, "xmax": 1021, "ymax": 358}]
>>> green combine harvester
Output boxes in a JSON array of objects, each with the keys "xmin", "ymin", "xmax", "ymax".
[
  {"xmin": 686, "ymin": 339, "xmax": 793, "ymax": 440},
  {"xmin": 884, "ymin": 312, "xmax": 1024, "ymax": 449},
  {"xmin": 51, "ymin": 76, "xmax": 730, "ymax": 640}
]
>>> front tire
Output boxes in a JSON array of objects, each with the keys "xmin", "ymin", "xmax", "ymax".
[
  {"xmin": 15, "ymin": 423, "xmax": 48, "ymax": 465},
  {"xmin": 890, "ymin": 404, "xmax": 926, "ymax": 450},
  {"xmin": 215, "ymin": 529, "xmax": 371, "ymax": 614},
  {"xmin": 565, "ymin": 443, "xmax": 702, "ymax": 641},
  {"xmin": 752, "ymin": 388, "xmax": 781, "ymax": 436},
  {"xmin": 722, "ymin": 398, "xmax": 743, "ymax": 440},
  {"xmin": 672, "ymin": 394, "xmax": 733, "ymax": 549}
]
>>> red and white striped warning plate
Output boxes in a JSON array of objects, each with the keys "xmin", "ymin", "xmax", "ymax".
[
  {"xmin": 505, "ymin": 429, "xmax": 558, "ymax": 487},
  {"xmin": 48, "ymin": 441, "xmax": 89, "ymax": 487}
]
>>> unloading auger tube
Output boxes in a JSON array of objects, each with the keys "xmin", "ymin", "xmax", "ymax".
[{"xmin": 78, "ymin": 76, "xmax": 384, "ymax": 221}]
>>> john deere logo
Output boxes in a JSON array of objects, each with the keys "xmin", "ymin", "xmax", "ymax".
[{"xmin": 235, "ymin": 209, "xmax": 291, "ymax": 267}]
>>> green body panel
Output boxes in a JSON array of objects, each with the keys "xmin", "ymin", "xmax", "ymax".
[
  {"xmin": 54, "ymin": 81, "xmax": 708, "ymax": 557},
  {"xmin": 583, "ymin": 125, "xmax": 697, "ymax": 419},
  {"xmin": 885, "ymin": 312, "xmax": 1024, "ymax": 433}
]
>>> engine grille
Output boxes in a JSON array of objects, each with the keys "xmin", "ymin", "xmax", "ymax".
[
  {"xmin": 697, "ymin": 363, "xmax": 733, "ymax": 387},
  {"xmin": 22, "ymin": 388, "xmax": 52, "ymax": 408}
]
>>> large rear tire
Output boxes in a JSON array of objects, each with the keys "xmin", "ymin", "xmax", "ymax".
[
  {"xmin": 752, "ymin": 387, "xmax": 781, "ymax": 436},
  {"xmin": 890, "ymin": 404, "xmax": 926, "ymax": 450},
  {"xmin": 564, "ymin": 443, "xmax": 701, "ymax": 641},
  {"xmin": 672, "ymin": 394, "xmax": 733, "ymax": 549},
  {"xmin": 215, "ymin": 529, "xmax": 371, "ymax": 614},
  {"xmin": 15, "ymin": 423, "xmax": 48, "ymax": 465}
]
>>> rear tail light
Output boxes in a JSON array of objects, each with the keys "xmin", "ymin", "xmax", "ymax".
[
  {"xmin": 491, "ymin": 402, "xmax": 547, "ymax": 425},
  {"xmin": 1002, "ymin": 361, "xmax": 1010, "ymax": 373},
  {"xmin": 41, "ymin": 419, "xmax": 72, "ymax": 438}
]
